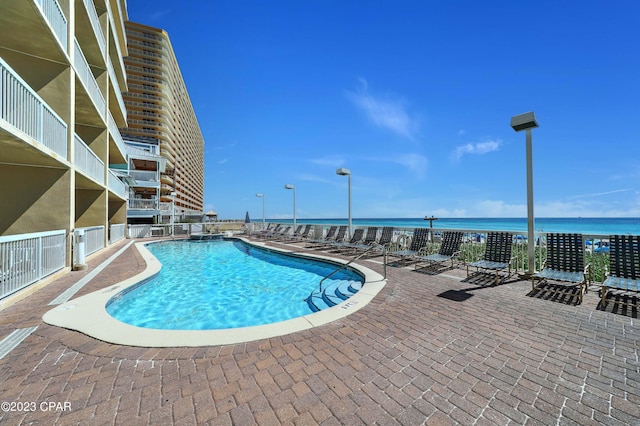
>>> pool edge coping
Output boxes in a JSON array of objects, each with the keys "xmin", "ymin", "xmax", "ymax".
[{"xmin": 42, "ymin": 237, "xmax": 387, "ymax": 347}]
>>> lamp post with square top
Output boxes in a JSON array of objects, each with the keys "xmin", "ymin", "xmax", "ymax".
[{"xmin": 511, "ymin": 111, "xmax": 539, "ymax": 276}]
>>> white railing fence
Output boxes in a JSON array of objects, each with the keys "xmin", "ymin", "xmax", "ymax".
[
  {"xmin": 35, "ymin": 0, "xmax": 68, "ymax": 50},
  {"xmin": 0, "ymin": 57, "xmax": 68, "ymax": 158},
  {"xmin": 108, "ymin": 112, "xmax": 126, "ymax": 158},
  {"xmin": 108, "ymin": 169, "xmax": 126, "ymax": 198},
  {"xmin": 82, "ymin": 0, "xmax": 106, "ymax": 57},
  {"xmin": 73, "ymin": 38, "xmax": 106, "ymax": 118},
  {"xmin": 73, "ymin": 226, "xmax": 104, "ymax": 264},
  {"xmin": 109, "ymin": 223, "xmax": 126, "ymax": 244},
  {"xmin": 127, "ymin": 223, "xmax": 224, "ymax": 238},
  {"xmin": 74, "ymin": 133, "xmax": 105, "ymax": 184},
  {"xmin": 128, "ymin": 199, "xmax": 158, "ymax": 210},
  {"xmin": 1, "ymin": 230, "xmax": 66, "ymax": 300}
]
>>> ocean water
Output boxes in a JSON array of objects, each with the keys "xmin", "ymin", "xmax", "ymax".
[{"xmin": 268, "ymin": 217, "xmax": 640, "ymax": 236}]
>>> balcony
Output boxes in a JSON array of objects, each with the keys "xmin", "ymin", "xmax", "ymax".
[
  {"xmin": 0, "ymin": 57, "xmax": 68, "ymax": 167},
  {"xmin": 77, "ymin": 0, "xmax": 106, "ymax": 66},
  {"xmin": 129, "ymin": 170, "xmax": 159, "ymax": 188},
  {"xmin": 74, "ymin": 134, "xmax": 105, "ymax": 186},
  {"xmin": 74, "ymin": 39, "xmax": 106, "ymax": 124},
  {"xmin": 108, "ymin": 169, "xmax": 126, "ymax": 199},
  {"xmin": 107, "ymin": 59, "xmax": 127, "ymax": 126},
  {"xmin": 128, "ymin": 198, "xmax": 158, "ymax": 210},
  {"xmin": 107, "ymin": 113, "xmax": 126, "ymax": 164}
]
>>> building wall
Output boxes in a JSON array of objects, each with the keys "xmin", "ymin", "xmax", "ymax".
[
  {"xmin": 0, "ymin": 0, "xmax": 129, "ymax": 266},
  {"xmin": 121, "ymin": 21, "xmax": 205, "ymax": 215}
]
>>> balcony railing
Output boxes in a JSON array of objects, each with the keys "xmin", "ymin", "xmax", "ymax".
[
  {"xmin": 82, "ymin": 0, "xmax": 106, "ymax": 58},
  {"xmin": 128, "ymin": 199, "xmax": 158, "ymax": 210},
  {"xmin": 107, "ymin": 113, "xmax": 126, "ymax": 159},
  {"xmin": 108, "ymin": 169, "xmax": 126, "ymax": 198},
  {"xmin": 35, "ymin": 0, "xmax": 67, "ymax": 50},
  {"xmin": 0, "ymin": 57, "xmax": 68, "ymax": 159},
  {"xmin": 1, "ymin": 229, "xmax": 66, "ymax": 300},
  {"xmin": 74, "ymin": 134, "xmax": 104, "ymax": 184},
  {"xmin": 107, "ymin": 60, "xmax": 127, "ymax": 121},
  {"xmin": 73, "ymin": 39, "xmax": 106, "ymax": 118},
  {"xmin": 73, "ymin": 226, "xmax": 104, "ymax": 264},
  {"xmin": 109, "ymin": 223, "xmax": 126, "ymax": 244},
  {"xmin": 130, "ymin": 170, "xmax": 158, "ymax": 182},
  {"xmin": 126, "ymin": 144, "xmax": 160, "ymax": 156}
]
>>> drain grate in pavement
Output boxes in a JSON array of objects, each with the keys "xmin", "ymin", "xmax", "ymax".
[{"xmin": 0, "ymin": 326, "xmax": 38, "ymax": 360}]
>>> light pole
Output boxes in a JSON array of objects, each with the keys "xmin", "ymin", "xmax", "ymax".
[
  {"xmin": 256, "ymin": 193, "xmax": 265, "ymax": 229},
  {"xmin": 336, "ymin": 168, "xmax": 352, "ymax": 237},
  {"xmin": 284, "ymin": 184, "xmax": 296, "ymax": 230},
  {"xmin": 511, "ymin": 111, "xmax": 538, "ymax": 276},
  {"xmin": 170, "ymin": 191, "xmax": 176, "ymax": 236}
]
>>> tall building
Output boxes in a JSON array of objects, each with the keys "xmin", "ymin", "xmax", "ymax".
[
  {"xmin": 0, "ymin": 0, "xmax": 130, "ymax": 297},
  {"xmin": 121, "ymin": 21, "xmax": 205, "ymax": 219}
]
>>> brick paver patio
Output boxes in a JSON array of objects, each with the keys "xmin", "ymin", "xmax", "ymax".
[{"xmin": 0, "ymin": 238, "xmax": 638, "ymax": 425}]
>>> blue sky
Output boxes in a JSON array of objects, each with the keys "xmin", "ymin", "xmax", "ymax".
[{"xmin": 127, "ymin": 1, "xmax": 639, "ymax": 220}]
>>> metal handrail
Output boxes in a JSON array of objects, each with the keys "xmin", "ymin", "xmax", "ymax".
[{"xmin": 311, "ymin": 243, "xmax": 382, "ymax": 300}]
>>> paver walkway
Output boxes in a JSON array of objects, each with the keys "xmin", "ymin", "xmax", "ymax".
[{"xmin": 0, "ymin": 238, "xmax": 638, "ymax": 425}]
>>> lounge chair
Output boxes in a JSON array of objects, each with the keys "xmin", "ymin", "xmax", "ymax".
[
  {"xmin": 266, "ymin": 225, "xmax": 291, "ymax": 240},
  {"xmin": 259, "ymin": 224, "xmax": 281, "ymax": 239},
  {"xmin": 386, "ymin": 228, "xmax": 430, "ymax": 265},
  {"xmin": 345, "ymin": 227, "xmax": 378, "ymax": 254},
  {"xmin": 354, "ymin": 226, "xmax": 395, "ymax": 258},
  {"xmin": 600, "ymin": 235, "xmax": 640, "ymax": 308},
  {"xmin": 330, "ymin": 228, "xmax": 364, "ymax": 252},
  {"xmin": 466, "ymin": 232, "xmax": 515, "ymax": 284},
  {"xmin": 414, "ymin": 231, "xmax": 463, "ymax": 271},
  {"xmin": 532, "ymin": 233, "xmax": 590, "ymax": 304},
  {"xmin": 253, "ymin": 223, "xmax": 275, "ymax": 237},
  {"xmin": 288, "ymin": 224, "xmax": 312, "ymax": 242},
  {"xmin": 315, "ymin": 226, "xmax": 348, "ymax": 250},
  {"xmin": 306, "ymin": 226, "xmax": 337, "ymax": 248}
]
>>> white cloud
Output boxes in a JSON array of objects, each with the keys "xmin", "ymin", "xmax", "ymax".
[
  {"xmin": 150, "ymin": 9, "xmax": 172, "ymax": 20},
  {"xmin": 451, "ymin": 140, "xmax": 502, "ymax": 161},
  {"xmin": 218, "ymin": 158, "xmax": 228, "ymax": 164},
  {"xmin": 310, "ymin": 156, "xmax": 345, "ymax": 168},
  {"xmin": 346, "ymin": 78, "xmax": 420, "ymax": 140},
  {"xmin": 365, "ymin": 153, "xmax": 428, "ymax": 179},
  {"xmin": 567, "ymin": 188, "xmax": 632, "ymax": 199}
]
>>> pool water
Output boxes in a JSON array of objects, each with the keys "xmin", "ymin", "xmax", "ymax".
[{"xmin": 106, "ymin": 239, "xmax": 364, "ymax": 330}]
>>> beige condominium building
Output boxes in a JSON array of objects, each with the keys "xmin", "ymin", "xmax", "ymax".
[
  {"xmin": 0, "ymin": 0, "xmax": 130, "ymax": 299},
  {"xmin": 121, "ymin": 21, "xmax": 205, "ymax": 221}
]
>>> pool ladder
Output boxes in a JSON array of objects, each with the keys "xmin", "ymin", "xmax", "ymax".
[{"xmin": 304, "ymin": 243, "xmax": 386, "ymax": 307}]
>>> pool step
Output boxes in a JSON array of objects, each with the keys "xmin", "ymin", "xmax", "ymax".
[{"xmin": 306, "ymin": 280, "xmax": 360, "ymax": 312}]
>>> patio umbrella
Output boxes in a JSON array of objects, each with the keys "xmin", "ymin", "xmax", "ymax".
[{"xmin": 244, "ymin": 211, "xmax": 251, "ymax": 224}]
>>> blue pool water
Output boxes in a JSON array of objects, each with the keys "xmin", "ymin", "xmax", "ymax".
[{"xmin": 106, "ymin": 239, "xmax": 364, "ymax": 330}]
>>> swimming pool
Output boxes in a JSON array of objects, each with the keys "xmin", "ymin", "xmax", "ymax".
[
  {"xmin": 43, "ymin": 238, "xmax": 387, "ymax": 346},
  {"xmin": 106, "ymin": 239, "xmax": 364, "ymax": 330}
]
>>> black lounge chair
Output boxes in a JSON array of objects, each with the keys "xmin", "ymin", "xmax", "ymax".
[
  {"xmin": 331, "ymin": 228, "xmax": 364, "ymax": 252},
  {"xmin": 466, "ymin": 232, "xmax": 515, "ymax": 284},
  {"xmin": 415, "ymin": 231, "xmax": 463, "ymax": 271},
  {"xmin": 266, "ymin": 225, "xmax": 291, "ymax": 240},
  {"xmin": 306, "ymin": 226, "xmax": 337, "ymax": 248},
  {"xmin": 259, "ymin": 224, "xmax": 281, "ymax": 239},
  {"xmin": 600, "ymin": 235, "xmax": 640, "ymax": 308},
  {"xmin": 355, "ymin": 226, "xmax": 395, "ymax": 258},
  {"xmin": 288, "ymin": 224, "xmax": 312, "ymax": 242},
  {"xmin": 386, "ymin": 228, "xmax": 430, "ymax": 265},
  {"xmin": 532, "ymin": 233, "xmax": 590, "ymax": 304},
  {"xmin": 347, "ymin": 227, "xmax": 379, "ymax": 254},
  {"xmin": 315, "ymin": 226, "xmax": 348, "ymax": 250}
]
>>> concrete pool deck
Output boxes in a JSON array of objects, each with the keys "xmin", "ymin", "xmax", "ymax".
[{"xmin": 0, "ymin": 236, "xmax": 639, "ymax": 424}]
